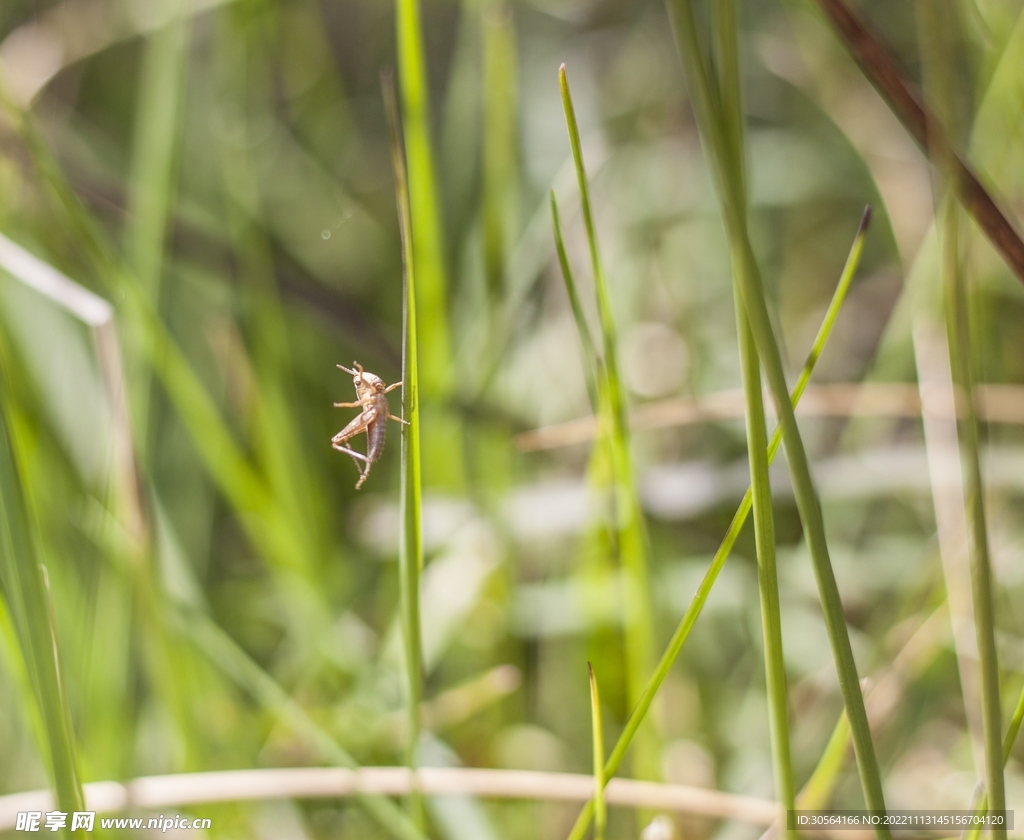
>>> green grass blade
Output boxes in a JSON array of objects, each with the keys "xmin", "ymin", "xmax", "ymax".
[
  {"xmin": 0, "ymin": 96, "xmax": 312, "ymax": 583},
  {"xmin": 588, "ymin": 663, "xmax": 607, "ymax": 840},
  {"xmin": 958, "ymin": 679, "xmax": 1024, "ymax": 840},
  {"xmin": 123, "ymin": 3, "xmax": 189, "ymax": 458},
  {"xmin": 384, "ymin": 72, "xmax": 425, "ymax": 825},
  {"xmin": 482, "ymin": 2, "xmax": 518, "ymax": 298},
  {"xmin": 798, "ymin": 711, "xmax": 852, "ymax": 810},
  {"xmin": 664, "ymin": 3, "xmax": 889, "ymax": 833},
  {"xmin": 395, "ymin": 0, "xmax": 452, "ymax": 402},
  {"xmin": 917, "ymin": 7, "xmax": 1005, "ymax": 827},
  {"xmin": 565, "ymin": 206, "xmax": 871, "ymax": 840},
  {"xmin": 395, "ymin": 0, "xmax": 464, "ymax": 492},
  {"xmin": 559, "ymin": 64, "xmax": 659, "ymax": 788},
  {"xmin": 712, "ymin": 3, "xmax": 794, "ymax": 829},
  {"xmin": 135, "ymin": 300, "xmax": 280, "ymax": 550},
  {"xmin": 736, "ymin": 304, "xmax": 794, "ymax": 830},
  {"xmin": 941, "ymin": 196, "xmax": 1005, "ymax": 837},
  {"xmin": 209, "ymin": 25, "xmax": 326, "ymax": 582},
  {"xmin": 0, "ymin": 591, "xmax": 48, "ymax": 755},
  {"xmin": 1005, "ymin": 683, "xmax": 1024, "ymax": 762},
  {"xmin": 0, "ymin": 394, "xmax": 85, "ymax": 820},
  {"xmin": 126, "ymin": 7, "xmax": 188, "ymax": 292},
  {"xmin": 550, "ymin": 190, "xmax": 599, "ymax": 408}
]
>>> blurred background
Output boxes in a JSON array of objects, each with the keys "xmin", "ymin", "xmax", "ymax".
[{"xmin": 1, "ymin": 0, "xmax": 1024, "ymax": 837}]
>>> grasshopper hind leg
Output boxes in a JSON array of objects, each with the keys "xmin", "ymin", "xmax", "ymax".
[{"xmin": 332, "ymin": 441, "xmax": 373, "ymax": 487}]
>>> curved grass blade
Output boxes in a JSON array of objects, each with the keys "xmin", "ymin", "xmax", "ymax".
[
  {"xmin": 0, "ymin": 392, "xmax": 85, "ymax": 820},
  {"xmin": 799, "ymin": 711, "xmax": 852, "ymax": 810},
  {"xmin": 566, "ymin": 206, "xmax": 872, "ymax": 840},
  {"xmin": 0, "ymin": 94, "xmax": 315, "ymax": 584},
  {"xmin": 384, "ymin": 71, "xmax": 425, "ymax": 826}
]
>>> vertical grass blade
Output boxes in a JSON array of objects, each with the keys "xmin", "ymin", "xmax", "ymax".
[
  {"xmin": 0, "ymin": 391, "xmax": 85, "ymax": 820},
  {"xmin": 565, "ymin": 207, "xmax": 871, "ymax": 840},
  {"xmin": 126, "ymin": 8, "xmax": 188, "ymax": 294},
  {"xmin": 395, "ymin": 0, "xmax": 452, "ymax": 401},
  {"xmin": 916, "ymin": 7, "xmax": 1005, "ymax": 830},
  {"xmin": 664, "ymin": 3, "xmax": 889, "ymax": 833},
  {"xmin": 712, "ymin": 3, "xmax": 794, "ymax": 830},
  {"xmin": 550, "ymin": 191, "xmax": 598, "ymax": 408},
  {"xmin": 123, "ymin": 2, "xmax": 189, "ymax": 458},
  {"xmin": 736, "ymin": 306, "xmax": 795, "ymax": 831},
  {"xmin": 395, "ymin": 0, "xmax": 465, "ymax": 492},
  {"xmin": 588, "ymin": 663, "xmax": 607, "ymax": 840},
  {"xmin": 482, "ymin": 1, "xmax": 518, "ymax": 298},
  {"xmin": 384, "ymin": 71, "xmax": 425, "ymax": 826},
  {"xmin": 940, "ymin": 197, "xmax": 1004, "ymax": 836},
  {"xmin": 559, "ymin": 64, "xmax": 659, "ymax": 786}
]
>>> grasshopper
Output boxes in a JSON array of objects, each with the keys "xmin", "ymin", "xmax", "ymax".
[{"xmin": 332, "ymin": 362, "xmax": 409, "ymax": 489}]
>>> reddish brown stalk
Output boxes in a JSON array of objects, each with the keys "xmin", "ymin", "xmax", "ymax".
[{"xmin": 814, "ymin": 0, "xmax": 1024, "ymax": 284}]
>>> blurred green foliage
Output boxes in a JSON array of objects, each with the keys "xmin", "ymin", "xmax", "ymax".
[{"xmin": 0, "ymin": 1, "xmax": 1024, "ymax": 839}]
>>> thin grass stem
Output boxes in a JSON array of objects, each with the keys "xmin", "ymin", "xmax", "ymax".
[
  {"xmin": 550, "ymin": 190, "xmax": 599, "ymax": 408},
  {"xmin": 395, "ymin": 0, "xmax": 452, "ymax": 402},
  {"xmin": 957, "ymin": 679, "xmax": 1023, "ymax": 840},
  {"xmin": 589, "ymin": 663, "xmax": 607, "ymax": 840},
  {"xmin": 736, "ymin": 304, "xmax": 794, "ymax": 833},
  {"xmin": 384, "ymin": 71, "xmax": 425, "ymax": 827},
  {"xmin": 713, "ymin": 3, "xmax": 794, "ymax": 830},
  {"xmin": 124, "ymin": 3, "xmax": 189, "ymax": 462},
  {"xmin": 0, "ymin": 764, "xmax": 783, "ymax": 827},
  {"xmin": 941, "ymin": 195, "xmax": 1004, "ymax": 837},
  {"xmin": 482, "ymin": 3, "xmax": 518, "ymax": 298},
  {"xmin": 565, "ymin": 207, "xmax": 871, "ymax": 840}
]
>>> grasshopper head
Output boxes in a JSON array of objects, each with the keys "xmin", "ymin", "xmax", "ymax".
[
  {"xmin": 338, "ymin": 362, "xmax": 385, "ymax": 394},
  {"xmin": 359, "ymin": 371, "xmax": 386, "ymax": 392}
]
